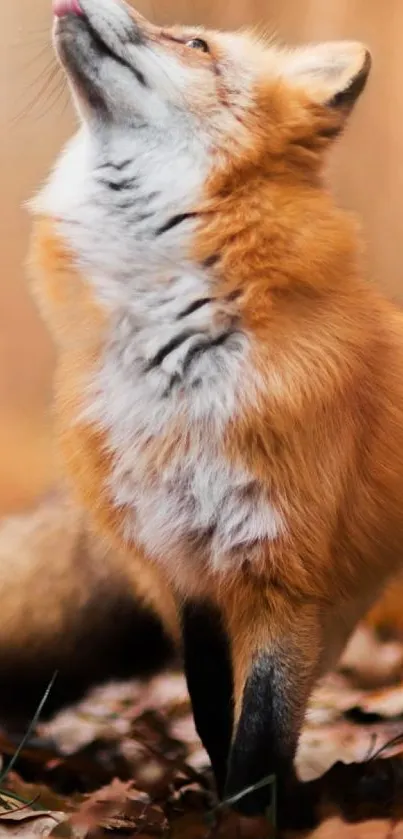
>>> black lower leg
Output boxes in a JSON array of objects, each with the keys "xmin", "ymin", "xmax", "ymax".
[
  {"xmin": 181, "ymin": 600, "xmax": 234, "ymax": 797},
  {"xmin": 225, "ymin": 650, "xmax": 308, "ymax": 823}
]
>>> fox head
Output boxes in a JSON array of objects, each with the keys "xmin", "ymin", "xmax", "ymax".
[
  {"xmin": 32, "ymin": 0, "xmax": 371, "ymax": 317},
  {"xmin": 53, "ymin": 0, "xmax": 370, "ymax": 144}
]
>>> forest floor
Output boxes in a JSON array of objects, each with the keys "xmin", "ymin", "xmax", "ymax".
[{"xmin": 0, "ymin": 625, "xmax": 403, "ymax": 838}]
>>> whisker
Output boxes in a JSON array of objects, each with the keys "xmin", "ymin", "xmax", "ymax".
[
  {"xmin": 33, "ymin": 75, "xmax": 68, "ymax": 122},
  {"xmin": 31, "ymin": 68, "xmax": 65, "ymax": 121},
  {"xmin": 17, "ymin": 44, "xmax": 53, "ymax": 74},
  {"xmin": 12, "ymin": 61, "xmax": 64, "ymax": 126},
  {"xmin": 18, "ymin": 56, "xmax": 57, "ymax": 96},
  {"xmin": 58, "ymin": 88, "xmax": 73, "ymax": 121}
]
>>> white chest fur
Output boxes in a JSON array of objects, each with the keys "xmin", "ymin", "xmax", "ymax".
[
  {"xmin": 84, "ymin": 294, "xmax": 283, "ymax": 580},
  {"xmin": 33, "ymin": 126, "xmax": 283, "ymax": 580}
]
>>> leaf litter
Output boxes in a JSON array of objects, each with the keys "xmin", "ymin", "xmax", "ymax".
[{"xmin": 1, "ymin": 625, "xmax": 403, "ymax": 837}]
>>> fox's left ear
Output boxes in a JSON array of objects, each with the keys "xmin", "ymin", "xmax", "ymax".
[{"xmin": 284, "ymin": 41, "xmax": 371, "ymax": 114}]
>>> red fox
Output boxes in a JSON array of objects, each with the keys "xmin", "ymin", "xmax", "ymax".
[{"xmin": 27, "ymin": 0, "xmax": 403, "ymax": 826}]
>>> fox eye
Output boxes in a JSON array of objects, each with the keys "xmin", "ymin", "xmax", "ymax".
[{"xmin": 186, "ymin": 38, "xmax": 209, "ymax": 54}]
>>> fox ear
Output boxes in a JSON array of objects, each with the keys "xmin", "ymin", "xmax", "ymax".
[{"xmin": 284, "ymin": 41, "xmax": 371, "ymax": 113}]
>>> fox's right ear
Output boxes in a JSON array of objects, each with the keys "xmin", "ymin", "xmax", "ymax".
[{"xmin": 284, "ymin": 41, "xmax": 371, "ymax": 115}]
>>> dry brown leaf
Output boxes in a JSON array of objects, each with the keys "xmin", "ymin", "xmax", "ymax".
[
  {"xmin": 0, "ymin": 794, "xmax": 85, "ymax": 838},
  {"xmin": 297, "ymin": 718, "xmax": 403, "ymax": 781},
  {"xmin": 0, "ymin": 818, "xmax": 61, "ymax": 838},
  {"xmin": 307, "ymin": 674, "xmax": 365, "ymax": 722},
  {"xmin": 68, "ymin": 777, "xmax": 167, "ymax": 834},
  {"xmin": 302, "ymin": 817, "xmax": 403, "ymax": 838},
  {"xmin": 69, "ymin": 778, "xmax": 140, "ymax": 829},
  {"xmin": 352, "ymin": 685, "xmax": 403, "ymax": 719},
  {"xmin": 340, "ymin": 626, "xmax": 403, "ymax": 688},
  {"xmin": 40, "ymin": 674, "xmax": 190, "ymax": 757},
  {"xmin": 39, "ymin": 682, "xmax": 134, "ymax": 755},
  {"xmin": 4, "ymin": 772, "xmax": 81, "ymax": 814},
  {"xmin": 4, "ymin": 620, "xmax": 403, "ymax": 839}
]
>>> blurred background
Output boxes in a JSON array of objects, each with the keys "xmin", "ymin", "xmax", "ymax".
[{"xmin": 1, "ymin": 0, "xmax": 402, "ymax": 514}]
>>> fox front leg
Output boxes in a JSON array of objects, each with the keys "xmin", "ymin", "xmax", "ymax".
[
  {"xmin": 222, "ymin": 587, "xmax": 322, "ymax": 826},
  {"xmin": 181, "ymin": 599, "xmax": 234, "ymax": 797},
  {"xmin": 182, "ymin": 588, "xmax": 321, "ymax": 827}
]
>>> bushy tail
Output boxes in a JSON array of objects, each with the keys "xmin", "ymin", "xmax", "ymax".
[{"xmin": 0, "ymin": 488, "xmax": 177, "ymax": 724}]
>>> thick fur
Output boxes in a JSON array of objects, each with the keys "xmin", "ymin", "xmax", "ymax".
[
  {"xmin": 27, "ymin": 0, "xmax": 403, "ymax": 824},
  {"xmin": 0, "ymin": 488, "xmax": 177, "ymax": 724}
]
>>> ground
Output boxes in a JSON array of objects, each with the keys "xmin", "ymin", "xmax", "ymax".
[{"xmin": 1, "ymin": 625, "xmax": 403, "ymax": 838}]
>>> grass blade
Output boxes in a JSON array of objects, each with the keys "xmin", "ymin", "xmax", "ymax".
[{"xmin": 0, "ymin": 671, "xmax": 58, "ymax": 786}]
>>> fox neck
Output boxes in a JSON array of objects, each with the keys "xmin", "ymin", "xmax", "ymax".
[
  {"xmin": 35, "ymin": 124, "xmax": 213, "ymax": 303},
  {"xmin": 34, "ymin": 126, "xmax": 250, "ymax": 428}
]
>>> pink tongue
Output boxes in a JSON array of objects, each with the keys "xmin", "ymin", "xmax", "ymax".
[{"xmin": 53, "ymin": 0, "xmax": 84, "ymax": 17}]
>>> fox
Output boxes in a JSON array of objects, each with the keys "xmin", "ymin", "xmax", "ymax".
[{"xmin": 25, "ymin": 0, "xmax": 403, "ymax": 826}]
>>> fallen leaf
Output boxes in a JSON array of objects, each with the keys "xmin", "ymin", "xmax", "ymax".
[
  {"xmin": 68, "ymin": 777, "xmax": 167, "ymax": 835},
  {"xmin": 0, "ymin": 793, "xmax": 85, "ymax": 838},
  {"xmin": 4, "ymin": 772, "xmax": 81, "ymax": 814},
  {"xmin": 297, "ymin": 719, "xmax": 403, "ymax": 781},
  {"xmin": 340, "ymin": 626, "xmax": 403, "ymax": 688},
  {"xmin": 301, "ymin": 817, "xmax": 403, "ymax": 838},
  {"xmin": 2, "ymin": 617, "xmax": 403, "ymax": 838}
]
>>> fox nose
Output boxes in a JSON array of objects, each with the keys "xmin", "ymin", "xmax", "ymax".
[{"xmin": 53, "ymin": 0, "xmax": 84, "ymax": 17}]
